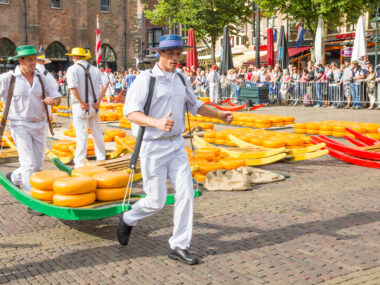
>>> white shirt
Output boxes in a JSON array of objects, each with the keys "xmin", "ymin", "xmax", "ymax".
[
  {"xmin": 207, "ymin": 70, "xmax": 220, "ymax": 84},
  {"xmin": 66, "ymin": 60, "xmax": 109, "ymax": 104},
  {"xmin": 124, "ymin": 64, "xmax": 204, "ymax": 140},
  {"xmin": 0, "ymin": 65, "xmax": 61, "ymax": 124},
  {"xmin": 36, "ymin": 64, "xmax": 59, "ymax": 91}
]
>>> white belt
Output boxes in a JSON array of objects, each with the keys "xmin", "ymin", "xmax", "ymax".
[
  {"xmin": 30, "ymin": 117, "xmax": 45, "ymax": 123},
  {"xmin": 155, "ymin": 134, "xmax": 180, "ymax": 141}
]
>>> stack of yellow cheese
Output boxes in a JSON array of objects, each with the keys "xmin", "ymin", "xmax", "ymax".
[
  {"xmin": 30, "ymin": 170, "xmax": 70, "ymax": 202},
  {"xmin": 93, "ymin": 171, "xmax": 130, "ymax": 201},
  {"xmin": 104, "ymin": 129, "xmax": 126, "ymax": 142},
  {"xmin": 119, "ymin": 117, "xmax": 132, "ymax": 129}
]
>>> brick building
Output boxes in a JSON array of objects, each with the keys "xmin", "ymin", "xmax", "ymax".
[{"xmin": 0, "ymin": 0, "xmax": 139, "ymax": 72}]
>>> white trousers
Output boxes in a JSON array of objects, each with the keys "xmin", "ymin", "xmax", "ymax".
[
  {"xmin": 9, "ymin": 121, "xmax": 46, "ymax": 192},
  {"xmin": 72, "ymin": 104, "xmax": 106, "ymax": 168},
  {"xmin": 123, "ymin": 136, "xmax": 194, "ymax": 250},
  {"xmin": 105, "ymin": 86, "xmax": 114, "ymax": 102},
  {"xmin": 209, "ymin": 83, "xmax": 219, "ymax": 104}
]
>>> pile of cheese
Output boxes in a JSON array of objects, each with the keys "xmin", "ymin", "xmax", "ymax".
[
  {"xmin": 203, "ymin": 128, "xmax": 312, "ymax": 148},
  {"xmin": 30, "ymin": 167, "xmax": 130, "ymax": 207},
  {"xmin": 294, "ymin": 121, "xmax": 380, "ymax": 139}
]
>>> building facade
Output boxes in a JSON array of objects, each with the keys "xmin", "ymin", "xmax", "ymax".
[{"xmin": 0, "ymin": 0, "xmax": 139, "ymax": 72}]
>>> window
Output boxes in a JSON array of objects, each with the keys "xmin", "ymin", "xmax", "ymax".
[
  {"xmin": 147, "ymin": 28, "xmax": 162, "ymax": 54},
  {"xmin": 101, "ymin": 0, "xmax": 109, "ymax": 11},
  {"xmin": 137, "ymin": 13, "xmax": 142, "ymax": 29},
  {"xmin": 51, "ymin": 0, "xmax": 60, "ymax": 8},
  {"xmin": 101, "ymin": 44, "xmax": 116, "ymax": 62},
  {"xmin": 236, "ymin": 37, "xmax": 240, "ymax": 46},
  {"xmin": 0, "ymin": 0, "xmax": 9, "ymax": 4},
  {"xmin": 0, "ymin": 38, "xmax": 16, "ymax": 57},
  {"xmin": 45, "ymin": 41, "xmax": 67, "ymax": 59}
]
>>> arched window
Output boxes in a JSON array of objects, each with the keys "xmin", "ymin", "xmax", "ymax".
[
  {"xmin": 100, "ymin": 44, "xmax": 116, "ymax": 70},
  {"xmin": 45, "ymin": 41, "xmax": 67, "ymax": 60},
  {"xmin": 101, "ymin": 44, "xmax": 116, "ymax": 62},
  {"xmin": 0, "ymin": 38, "xmax": 16, "ymax": 57}
]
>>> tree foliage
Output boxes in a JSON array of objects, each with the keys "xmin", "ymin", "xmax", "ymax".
[
  {"xmin": 144, "ymin": 0, "xmax": 252, "ymax": 64},
  {"xmin": 256, "ymin": 0, "xmax": 373, "ymax": 40}
]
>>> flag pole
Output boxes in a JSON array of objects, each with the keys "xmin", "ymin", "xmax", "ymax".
[{"xmin": 96, "ymin": 14, "xmax": 102, "ymax": 68}]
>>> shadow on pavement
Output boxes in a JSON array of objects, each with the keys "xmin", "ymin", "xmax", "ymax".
[{"xmin": 2, "ymin": 211, "xmax": 379, "ymax": 281}]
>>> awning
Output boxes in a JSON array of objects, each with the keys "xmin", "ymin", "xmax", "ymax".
[{"xmin": 243, "ymin": 46, "xmax": 311, "ymax": 66}]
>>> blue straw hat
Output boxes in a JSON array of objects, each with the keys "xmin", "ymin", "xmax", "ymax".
[{"xmin": 148, "ymin": 35, "xmax": 193, "ymax": 51}]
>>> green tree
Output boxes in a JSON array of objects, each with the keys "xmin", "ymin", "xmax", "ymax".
[
  {"xmin": 144, "ymin": 0, "xmax": 252, "ymax": 65},
  {"xmin": 256, "ymin": 0, "xmax": 373, "ymax": 60}
]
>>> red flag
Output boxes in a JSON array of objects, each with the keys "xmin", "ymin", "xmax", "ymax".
[{"xmin": 96, "ymin": 15, "xmax": 102, "ymax": 66}]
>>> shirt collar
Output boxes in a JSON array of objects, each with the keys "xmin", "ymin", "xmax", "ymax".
[{"xmin": 152, "ymin": 63, "xmax": 179, "ymax": 80}]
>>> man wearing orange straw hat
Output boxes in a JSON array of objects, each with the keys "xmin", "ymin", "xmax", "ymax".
[
  {"xmin": 65, "ymin": 47, "xmax": 109, "ymax": 168},
  {"xmin": 118, "ymin": 35, "xmax": 233, "ymax": 265}
]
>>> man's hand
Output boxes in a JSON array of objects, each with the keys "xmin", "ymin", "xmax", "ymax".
[
  {"xmin": 155, "ymin": 112, "xmax": 174, "ymax": 132},
  {"xmin": 219, "ymin": 111, "xmax": 233, "ymax": 124},
  {"xmin": 92, "ymin": 102, "xmax": 101, "ymax": 110},
  {"xmin": 41, "ymin": 97, "xmax": 54, "ymax": 105},
  {"xmin": 80, "ymin": 102, "xmax": 90, "ymax": 110}
]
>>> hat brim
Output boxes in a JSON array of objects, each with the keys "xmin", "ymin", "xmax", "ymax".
[
  {"xmin": 66, "ymin": 53, "xmax": 92, "ymax": 60},
  {"xmin": 8, "ymin": 52, "xmax": 42, "ymax": 61},
  {"xmin": 37, "ymin": 57, "xmax": 52, "ymax": 64},
  {"xmin": 148, "ymin": 45, "xmax": 193, "ymax": 51}
]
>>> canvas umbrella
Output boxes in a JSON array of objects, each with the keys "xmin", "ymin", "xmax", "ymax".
[
  {"xmin": 277, "ymin": 25, "xmax": 289, "ymax": 70},
  {"xmin": 267, "ymin": 28, "xmax": 275, "ymax": 67},
  {"xmin": 351, "ymin": 15, "xmax": 367, "ymax": 62},
  {"xmin": 314, "ymin": 17, "xmax": 325, "ymax": 64},
  {"xmin": 220, "ymin": 25, "xmax": 234, "ymax": 76},
  {"xmin": 186, "ymin": 28, "xmax": 198, "ymax": 70}
]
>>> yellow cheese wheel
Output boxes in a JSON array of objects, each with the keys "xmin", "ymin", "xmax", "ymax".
[
  {"xmin": 71, "ymin": 166, "xmax": 108, "ymax": 177},
  {"xmin": 194, "ymin": 173, "xmax": 206, "ymax": 183},
  {"xmin": 30, "ymin": 170, "xmax": 70, "ymax": 190},
  {"xmin": 294, "ymin": 128, "xmax": 306, "ymax": 134},
  {"xmin": 204, "ymin": 131, "xmax": 216, "ymax": 138},
  {"xmin": 249, "ymin": 137, "xmax": 264, "ymax": 146},
  {"xmin": 53, "ymin": 192, "xmax": 96, "ymax": 207},
  {"xmin": 204, "ymin": 137, "xmax": 215, "ymax": 143},
  {"xmin": 52, "ymin": 149, "xmax": 73, "ymax": 157},
  {"xmin": 282, "ymin": 116, "xmax": 295, "ymax": 122},
  {"xmin": 333, "ymin": 125, "xmax": 346, "ymax": 132},
  {"xmin": 271, "ymin": 122, "xmax": 284, "ymax": 126},
  {"xmin": 255, "ymin": 118, "xmax": 271, "ymax": 124},
  {"xmin": 96, "ymin": 187, "xmax": 130, "ymax": 201},
  {"xmin": 366, "ymin": 133, "xmax": 380, "ymax": 140},
  {"xmin": 306, "ymin": 123, "xmax": 319, "ymax": 130},
  {"xmin": 52, "ymin": 140, "xmax": 76, "ymax": 152},
  {"xmin": 219, "ymin": 158, "xmax": 246, "ymax": 170},
  {"xmin": 284, "ymin": 138, "xmax": 303, "ymax": 146},
  {"xmin": 294, "ymin": 123, "xmax": 307, "ymax": 129},
  {"xmin": 332, "ymin": 131, "xmax": 345, "ymax": 137},
  {"xmin": 105, "ymin": 129, "xmax": 126, "ymax": 138},
  {"xmin": 349, "ymin": 125, "xmax": 366, "ymax": 134},
  {"xmin": 197, "ymin": 162, "xmax": 222, "ymax": 175},
  {"xmin": 262, "ymin": 139, "xmax": 285, "ymax": 148},
  {"xmin": 319, "ymin": 125, "xmax": 333, "ymax": 131},
  {"xmin": 197, "ymin": 147, "xmax": 221, "ymax": 157},
  {"xmin": 214, "ymin": 139, "xmax": 226, "ymax": 145},
  {"xmin": 93, "ymin": 171, "xmax": 130, "ymax": 188},
  {"xmin": 255, "ymin": 123, "xmax": 271, "ymax": 129},
  {"xmin": 194, "ymin": 152, "xmax": 215, "ymax": 162},
  {"xmin": 31, "ymin": 188, "xmax": 54, "ymax": 201},
  {"xmin": 306, "ymin": 129, "xmax": 319, "ymax": 135},
  {"xmin": 319, "ymin": 130, "xmax": 332, "ymax": 136},
  {"xmin": 215, "ymin": 132, "xmax": 226, "ymax": 139},
  {"xmin": 53, "ymin": 176, "xmax": 97, "ymax": 194},
  {"xmin": 363, "ymin": 123, "xmax": 380, "ymax": 133}
]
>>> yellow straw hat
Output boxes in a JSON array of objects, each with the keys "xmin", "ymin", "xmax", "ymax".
[
  {"xmin": 66, "ymin": 47, "xmax": 92, "ymax": 60},
  {"xmin": 36, "ymin": 55, "xmax": 52, "ymax": 64}
]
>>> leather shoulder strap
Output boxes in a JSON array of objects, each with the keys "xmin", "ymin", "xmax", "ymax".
[
  {"xmin": 177, "ymin": 73, "xmax": 187, "ymax": 87},
  {"xmin": 0, "ymin": 74, "xmax": 16, "ymax": 140},
  {"xmin": 36, "ymin": 74, "xmax": 54, "ymax": 136}
]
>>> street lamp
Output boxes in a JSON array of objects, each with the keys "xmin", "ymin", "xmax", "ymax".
[{"xmin": 370, "ymin": 8, "xmax": 380, "ymax": 66}]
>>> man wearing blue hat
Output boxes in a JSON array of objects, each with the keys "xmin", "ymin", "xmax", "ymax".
[
  {"xmin": 0, "ymin": 45, "xmax": 61, "ymax": 196},
  {"xmin": 118, "ymin": 35, "xmax": 234, "ymax": 265}
]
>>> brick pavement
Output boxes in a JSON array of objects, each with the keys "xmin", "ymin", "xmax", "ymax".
[{"xmin": 0, "ymin": 106, "xmax": 379, "ymax": 284}]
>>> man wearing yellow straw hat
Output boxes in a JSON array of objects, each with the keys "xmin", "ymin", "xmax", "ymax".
[
  {"xmin": 118, "ymin": 35, "xmax": 233, "ymax": 265},
  {"xmin": 0, "ymin": 45, "xmax": 61, "ymax": 194},
  {"xmin": 36, "ymin": 54, "xmax": 59, "ymax": 92},
  {"xmin": 65, "ymin": 47, "xmax": 109, "ymax": 167}
]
